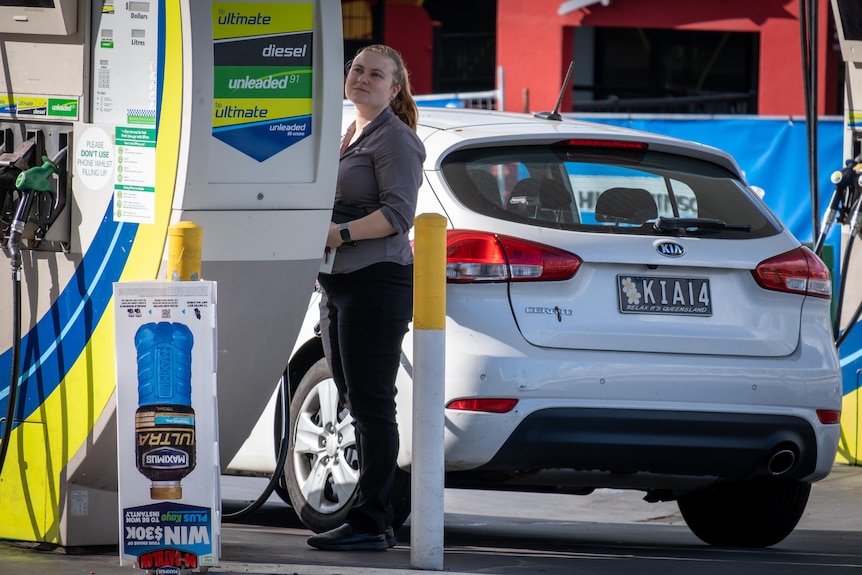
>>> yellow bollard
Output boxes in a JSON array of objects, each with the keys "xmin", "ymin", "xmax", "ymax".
[
  {"xmin": 167, "ymin": 221, "xmax": 202, "ymax": 281},
  {"xmin": 411, "ymin": 212, "xmax": 447, "ymax": 570},
  {"xmin": 413, "ymin": 213, "xmax": 447, "ymax": 330}
]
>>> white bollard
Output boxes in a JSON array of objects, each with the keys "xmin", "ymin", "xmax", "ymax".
[{"xmin": 410, "ymin": 213, "xmax": 447, "ymax": 570}]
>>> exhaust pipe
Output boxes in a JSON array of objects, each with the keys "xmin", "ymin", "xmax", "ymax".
[{"xmin": 767, "ymin": 448, "xmax": 797, "ymax": 476}]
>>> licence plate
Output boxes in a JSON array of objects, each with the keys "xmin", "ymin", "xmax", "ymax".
[{"xmin": 617, "ymin": 275, "xmax": 712, "ymax": 316}]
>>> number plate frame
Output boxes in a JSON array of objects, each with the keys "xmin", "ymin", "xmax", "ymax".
[{"xmin": 617, "ymin": 275, "xmax": 712, "ymax": 316}]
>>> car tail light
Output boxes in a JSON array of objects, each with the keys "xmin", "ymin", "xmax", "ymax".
[
  {"xmin": 816, "ymin": 409, "xmax": 841, "ymax": 424},
  {"xmin": 446, "ymin": 398, "xmax": 518, "ymax": 413},
  {"xmin": 752, "ymin": 247, "xmax": 831, "ymax": 299},
  {"xmin": 446, "ymin": 230, "xmax": 581, "ymax": 283}
]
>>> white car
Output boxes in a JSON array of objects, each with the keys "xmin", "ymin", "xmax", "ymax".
[{"xmin": 229, "ymin": 105, "xmax": 842, "ymax": 548}]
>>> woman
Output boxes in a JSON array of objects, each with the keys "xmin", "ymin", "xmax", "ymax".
[{"xmin": 307, "ymin": 45, "xmax": 425, "ymax": 551}]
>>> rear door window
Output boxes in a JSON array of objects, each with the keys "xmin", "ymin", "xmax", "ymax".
[{"xmin": 440, "ymin": 142, "xmax": 781, "ymax": 239}]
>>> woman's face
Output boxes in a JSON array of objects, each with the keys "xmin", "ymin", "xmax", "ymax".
[{"xmin": 344, "ymin": 50, "xmax": 401, "ymax": 111}]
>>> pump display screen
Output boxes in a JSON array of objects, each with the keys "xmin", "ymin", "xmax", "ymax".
[
  {"xmin": 0, "ymin": 0, "xmax": 55, "ymax": 7},
  {"xmin": 0, "ymin": 0, "xmax": 74, "ymax": 36}
]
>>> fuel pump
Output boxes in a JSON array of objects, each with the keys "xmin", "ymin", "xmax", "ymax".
[
  {"xmin": 825, "ymin": 0, "xmax": 862, "ymax": 344},
  {"xmin": 812, "ymin": 155, "xmax": 862, "ymax": 346},
  {"xmin": 0, "ymin": 0, "xmax": 344, "ymax": 550},
  {"xmin": 825, "ymin": 0, "xmax": 862, "ymax": 464},
  {"xmin": 814, "ymin": 157, "xmax": 862, "ymax": 257},
  {"xmin": 0, "ymin": 139, "xmax": 37, "ymax": 480},
  {"xmin": 0, "ymin": 147, "xmax": 65, "ymax": 478}
]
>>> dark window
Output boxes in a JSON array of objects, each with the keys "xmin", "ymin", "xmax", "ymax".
[
  {"xmin": 575, "ymin": 27, "xmax": 759, "ymax": 114},
  {"xmin": 424, "ymin": 0, "xmax": 497, "ymax": 93}
]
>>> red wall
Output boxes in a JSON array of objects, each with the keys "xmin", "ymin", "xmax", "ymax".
[
  {"xmin": 497, "ymin": 0, "xmax": 836, "ymax": 116},
  {"xmin": 384, "ymin": 3, "xmax": 434, "ymax": 95}
]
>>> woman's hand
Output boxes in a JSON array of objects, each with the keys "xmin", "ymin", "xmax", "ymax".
[{"xmin": 326, "ymin": 222, "xmax": 343, "ymax": 248}]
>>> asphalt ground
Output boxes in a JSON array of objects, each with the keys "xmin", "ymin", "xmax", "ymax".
[{"xmin": 0, "ymin": 462, "xmax": 860, "ymax": 575}]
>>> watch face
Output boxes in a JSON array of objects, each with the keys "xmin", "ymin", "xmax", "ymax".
[{"xmin": 339, "ymin": 225, "xmax": 351, "ymax": 242}]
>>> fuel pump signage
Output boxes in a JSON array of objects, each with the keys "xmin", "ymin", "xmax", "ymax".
[
  {"xmin": 92, "ymin": 0, "xmax": 159, "ymax": 126},
  {"xmin": 211, "ymin": 2, "xmax": 314, "ymax": 161},
  {"xmin": 114, "ymin": 126, "xmax": 157, "ymax": 223},
  {"xmin": 114, "ymin": 281, "xmax": 219, "ymax": 572},
  {"xmin": 74, "ymin": 126, "xmax": 116, "ymax": 192},
  {"xmin": 0, "ymin": 95, "xmax": 79, "ymax": 120}
]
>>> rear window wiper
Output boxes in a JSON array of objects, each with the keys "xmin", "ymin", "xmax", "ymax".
[{"xmin": 654, "ymin": 216, "xmax": 752, "ymax": 234}]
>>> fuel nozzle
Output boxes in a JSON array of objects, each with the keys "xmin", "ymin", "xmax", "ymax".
[
  {"xmin": 15, "ymin": 155, "xmax": 58, "ymax": 193},
  {"xmin": 0, "ymin": 140, "xmax": 37, "ymax": 191},
  {"xmin": 5, "ymin": 155, "xmax": 59, "ymax": 266},
  {"xmin": 846, "ymin": 160, "xmax": 862, "ymax": 238},
  {"xmin": 815, "ymin": 157, "xmax": 862, "ymax": 255}
]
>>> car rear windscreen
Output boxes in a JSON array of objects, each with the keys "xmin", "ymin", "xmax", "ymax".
[{"xmin": 440, "ymin": 143, "xmax": 782, "ymax": 239}]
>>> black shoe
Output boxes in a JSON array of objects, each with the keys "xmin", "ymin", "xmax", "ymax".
[
  {"xmin": 307, "ymin": 523, "xmax": 388, "ymax": 551},
  {"xmin": 385, "ymin": 526, "xmax": 397, "ymax": 548}
]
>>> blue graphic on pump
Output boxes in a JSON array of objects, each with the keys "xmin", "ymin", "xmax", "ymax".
[{"xmin": 212, "ymin": 115, "xmax": 311, "ymax": 162}]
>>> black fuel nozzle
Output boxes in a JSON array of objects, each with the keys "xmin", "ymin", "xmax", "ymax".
[
  {"xmin": 830, "ymin": 159, "xmax": 857, "ymax": 187},
  {"xmin": 29, "ymin": 148, "xmax": 67, "ymax": 241},
  {"xmin": 13, "ymin": 150, "xmax": 65, "ymax": 242},
  {"xmin": 0, "ymin": 140, "xmax": 37, "ymax": 191},
  {"xmin": 0, "ymin": 166, "xmax": 19, "ymax": 191},
  {"xmin": 824, "ymin": 158, "xmax": 862, "ymax": 227},
  {"xmin": 4, "ymin": 149, "xmax": 62, "ymax": 264},
  {"xmin": 814, "ymin": 158, "xmax": 862, "ymax": 255},
  {"xmin": 6, "ymin": 187, "xmax": 34, "ymax": 270}
]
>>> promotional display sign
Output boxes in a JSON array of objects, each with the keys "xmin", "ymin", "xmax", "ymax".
[{"xmin": 114, "ymin": 281, "xmax": 219, "ymax": 572}]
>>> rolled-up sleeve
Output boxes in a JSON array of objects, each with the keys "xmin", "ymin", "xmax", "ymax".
[{"xmin": 373, "ymin": 118, "xmax": 426, "ymax": 233}]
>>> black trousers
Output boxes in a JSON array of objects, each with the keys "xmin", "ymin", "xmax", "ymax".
[{"xmin": 317, "ymin": 262, "xmax": 413, "ymax": 534}]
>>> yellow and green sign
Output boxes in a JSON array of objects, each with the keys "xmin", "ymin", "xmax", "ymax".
[
  {"xmin": 211, "ymin": 2, "xmax": 313, "ymax": 161},
  {"xmin": 0, "ymin": 95, "xmax": 79, "ymax": 119}
]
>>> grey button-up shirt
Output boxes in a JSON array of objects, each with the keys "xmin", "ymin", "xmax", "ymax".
[{"xmin": 330, "ymin": 106, "xmax": 426, "ymax": 274}]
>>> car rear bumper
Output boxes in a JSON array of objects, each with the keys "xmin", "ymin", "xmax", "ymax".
[
  {"xmin": 473, "ymin": 407, "xmax": 823, "ymax": 481},
  {"xmin": 418, "ymin": 299, "xmax": 842, "ymax": 483}
]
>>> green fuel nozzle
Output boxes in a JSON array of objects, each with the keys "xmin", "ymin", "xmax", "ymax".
[{"xmin": 15, "ymin": 155, "xmax": 58, "ymax": 192}]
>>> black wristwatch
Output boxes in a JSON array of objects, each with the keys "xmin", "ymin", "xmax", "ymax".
[{"xmin": 339, "ymin": 223, "xmax": 357, "ymax": 245}]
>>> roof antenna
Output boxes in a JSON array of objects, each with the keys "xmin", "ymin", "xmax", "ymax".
[{"xmin": 535, "ymin": 60, "xmax": 575, "ymax": 121}]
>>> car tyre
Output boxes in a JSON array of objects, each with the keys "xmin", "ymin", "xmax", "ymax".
[
  {"xmin": 284, "ymin": 356, "xmax": 411, "ymax": 533},
  {"xmin": 677, "ymin": 477, "xmax": 811, "ymax": 547}
]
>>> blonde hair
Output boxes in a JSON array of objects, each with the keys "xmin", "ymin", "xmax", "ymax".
[{"xmin": 351, "ymin": 44, "xmax": 418, "ymax": 131}]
